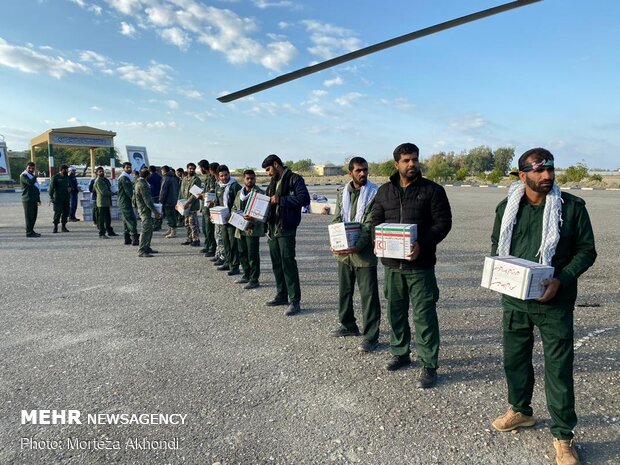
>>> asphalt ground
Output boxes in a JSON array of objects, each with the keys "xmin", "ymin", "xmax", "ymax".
[{"xmin": 0, "ymin": 187, "xmax": 618, "ymax": 465}]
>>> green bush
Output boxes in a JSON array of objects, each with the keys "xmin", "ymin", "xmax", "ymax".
[
  {"xmin": 588, "ymin": 174, "xmax": 603, "ymax": 182},
  {"xmin": 486, "ymin": 168, "xmax": 504, "ymax": 184},
  {"xmin": 455, "ymin": 167, "xmax": 468, "ymax": 181}
]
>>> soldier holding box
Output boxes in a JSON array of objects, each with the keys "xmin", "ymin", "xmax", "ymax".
[
  {"xmin": 117, "ymin": 162, "xmax": 139, "ymax": 246},
  {"xmin": 214, "ymin": 165, "xmax": 241, "ymax": 275},
  {"xmin": 371, "ymin": 143, "xmax": 452, "ymax": 388},
  {"xmin": 232, "ymin": 169, "xmax": 265, "ymax": 289},
  {"xmin": 490, "ymin": 148, "xmax": 597, "ymax": 465},
  {"xmin": 179, "ymin": 162, "xmax": 202, "ymax": 247},
  {"xmin": 330, "ymin": 157, "xmax": 382, "ymax": 353}
]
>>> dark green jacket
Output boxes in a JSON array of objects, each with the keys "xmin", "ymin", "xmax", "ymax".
[
  {"xmin": 232, "ymin": 186, "xmax": 265, "ymax": 238},
  {"xmin": 332, "ymin": 183, "xmax": 377, "ymax": 267},
  {"xmin": 179, "ymin": 175, "xmax": 202, "ymax": 212},
  {"xmin": 117, "ymin": 173, "xmax": 135, "ymax": 209},
  {"xmin": 93, "ymin": 176, "xmax": 113, "ymax": 208},
  {"xmin": 134, "ymin": 178, "xmax": 157, "ymax": 218},
  {"xmin": 202, "ymin": 174, "xmax": 218, "ymax": 212},
  {"xmin": 20, "ymin": 173, "xmax": 41, "ymax": 204},
  {"xmin": 491, "ymin": 191, "xmax": 597, "ymax": 310},
  {"xmin": 216, "ymin": 180, "xmax": 242, "ymax": 210},
  {"xmin": 49, "ymin": 174, "xmax": 71, "ymax": 202}
]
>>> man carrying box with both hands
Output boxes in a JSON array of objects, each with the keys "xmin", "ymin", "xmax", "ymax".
[{"xmin": 329, "ymin": 156, "xmax": 382, "ymax": 353}]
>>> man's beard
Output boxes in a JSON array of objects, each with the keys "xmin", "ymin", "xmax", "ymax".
[{"xmin": 525, "ymin": 176, "xmax": 553, "ymax": 194}]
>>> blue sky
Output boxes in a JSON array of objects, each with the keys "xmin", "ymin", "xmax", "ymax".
[{"xmin": 1, "ymin": 0, "xmax": 619, "ymax": 170}]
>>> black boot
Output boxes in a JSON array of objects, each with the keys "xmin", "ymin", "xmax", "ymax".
[
  {"xmin": 61, "ymin": 223, "xmax": 69, "ymax": 233},
  {"xmin": 53, "ymin": 224, "xmax": 58, "ymax": 233},
  {"xmin": 132, "ymin": 234, "xmax": 139, "ymax": 246},
  {"xmin": 124, "ymin": 233, "xmax": 132, "ymax": 245}
]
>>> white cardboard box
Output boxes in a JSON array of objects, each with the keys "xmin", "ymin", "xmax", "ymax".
[
  {"xmin": 480, "ymin": 256, "xmax": 555, "ymax": 300},
  {"xmin": 229, "ymin": 211, "xmax": 250, "ymax": 231},
  {"xmin": 152, "ymin": 203, "xmax": 163, "ymax": 218},
  {"xmin": 328, "ymin": 222, "xmax": 361, "ymax": 251},
  {"xmin": 374, "ymin": 223, "xmax": 418, "ymax": 259},
  {"xmin": 190, "ymin": 184, "xmax": 203, "ymax": 198},
  {"xmin": 210, "ymin": 206, "xmax": 230, "ymax": 225},
  {"xmin": 176, "ymin": 200, "xmax": 190, "ymax": 217},
  {"xmin": 244, "ymin": 191, "xmax": 270, "ymax": 222}
]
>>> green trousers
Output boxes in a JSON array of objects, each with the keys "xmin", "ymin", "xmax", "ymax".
[
  {"xmin": 222, "ymin": 225, "xmax": 239, "ymax": 268},
  {"xmin": 203, "ymin": 209, "xmax": 216, "ymax": 253},
  {"xmin": 120, "ymin": 205, "xmax": 138, "ymax": 235},
  {"xmin": 138, "ymin": 215, "xmax": 153, "ymax": 253},
  {"xmin": 52, "ymin": 199, "xmax": 70, "ymax": 225},
  {"xmin": 502, "ymin": 306, "xmax": 576, "ymax": 440},
  {"xmin": 22, "ymin": 201, "xmax": 38, "ymax": 234},
  {"xmin": 163, "ymin": 205, "xmax": 177, "ymax": 228},
  {"xmin": 96, "ymin": 207, "xmax": 114, "ymax": 236},
  {"xmin": 384, "ymin": 267, "xmax": 440, "ymax": 367},
  {"xmin": 238, "ymin": 235, "xmax": 260, "ymax": 283},
  {"xmin": 338, "ymin": 262, "xmax": 381, "ymax": 343},
  {"xmin": 268, "ymin": 232, "xmax": 301, "ymax": 303}
]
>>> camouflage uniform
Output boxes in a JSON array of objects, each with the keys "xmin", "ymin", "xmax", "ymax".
[{"xmin": 180, "ymin": 174, "xmax": 202, "ymax": 242}]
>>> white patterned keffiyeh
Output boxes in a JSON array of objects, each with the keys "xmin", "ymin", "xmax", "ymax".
[
  {"xmin": 497, "ymin": 181, "xmax": 563, "ymax": 266},
  {"xmin": 341, "ymin": 180, "xmax": 378, "ymax": 223}
]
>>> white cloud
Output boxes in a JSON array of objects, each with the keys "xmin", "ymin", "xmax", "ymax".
[
  {"xmin": 312, "ymin": 89, "xmax": 327, "ymax": 97},
  {"xmin": 253, "ymin": 0, "xmax": 294, "ymax": 9},
  {"xmin": 67, "ymin": 116, "xmax": 82, "ymax": 124},
  {"xmin": 165, "ymin": 99, "xmax": 179, "ymax": 110},
  {"xmin": 120, "ymin": 21, "xmax": 137, "ymax": 37},
  {"xmin": 450, "ymin": 114, "xmax": 487, "ymax": 131},
  {"xmin": 278, "ymin": 21, "xmax": 291, "ymax": 29},
  {"xmin": 179, "ymin": 88, "xmax": 204, "ymax": 100},
  {"xmin": 103, "ymin": 0, "xmax": 141, "ymax": 15},
  {"xmin": 334, "ymin": 92, "xmax": 363, "ymax": 107},
  {"xmin": 69, "ymin": 0, "xmax": 102, "ymax": 14},
  {"xmin": 302, "ymin": 20, "xmax": 362, "ymax": 60},
  {"xmin": 379, "ymin": 97, "xmax": 414, "ymax": 112},
  {"xmin": 323, "ymin": 76, "xmax": 343, "ymax": 87},
  {"xmin": 91, "ymin": 106, "xmax": 103, "ymax": 111},
  {"xmin": 159, "ymin": 28, "xmax": 192, "ymax": 50},
  {"xmin": 307, "ymin": 104, "xmax": 327, "ymax": 117},
  {"xmin": 0, "ymin": 38, "xmax": 90, "ymax": 78},
  {"xmin": 245, "ymin": 101, "xmax": 297, "ymax": 116},
  {"xmin": 99, "ymin": 120, "xmax": 178, "ymax": 129},
  {"xmin": 116, "ymin": 60, "xmax": 174, "ymax": 93},
  {"xmin": 101, "ymin": 0, "xmax": 297, "ymax": 71}
]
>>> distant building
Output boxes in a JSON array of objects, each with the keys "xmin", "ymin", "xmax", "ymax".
[{"xmin": 312, "ymin": 163, "xmax": 343, "ymax": 176}]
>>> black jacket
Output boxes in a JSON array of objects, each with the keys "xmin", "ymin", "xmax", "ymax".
[
  {"xmin": 160, "ymin": 172, "xmax": 180, "ymax": 206},
  {"xmin": 265, "ymin": 168, "xmax": 311, "ymax": 233},
  {"xmin": 371, "ymin": 172, "xmax": 452, "ymax": 269}
]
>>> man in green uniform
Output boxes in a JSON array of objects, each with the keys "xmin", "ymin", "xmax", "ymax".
[
  {"xmin": 179, "ymin": 162, "xmax": 202, "ymax": 246},
  {"xmin": 232, "ymin": 169, "xmax": 265, "ymax": 289},
  {"xmin": 48, "ymin": 164, "xmax": 71, "ymax": 233},
  {"xmin": 117, "ymin": 162, "xmax": 139, "ymax": 246},
  {"xmin": 93, "ymin": 166, "xmax": 118, "ymax": 239},
  {"xmin": 20, "ymin": 162, "xmax": 42, "ymax": 237},
  {"xmin": 330, "ymin": 157, "xmax": 381, "ymax": 352},
  {"xmin": 371, "ymin": 143, "xmax": 452, "ymax": 388},
  {"xmin": 490, "ymin": 148, "xmax": 596, "ymax": 465},
  {"xmin": 262, "ymin": 154, "xmax": 310, "ymax": 316},
  {"xmin": 199, "ymin": 161, "xmax": 219, "ymax": 257},
  {"xmin": 134, "ymin": 168, "xmax": 162, "ymax": 258},
  {"xmin": 214, "ymin": 165, "xmax": 242, "ymax": 275},
  {"xmin": 160, "ymin": 165, "xmax": 180, "ymax": 238}
]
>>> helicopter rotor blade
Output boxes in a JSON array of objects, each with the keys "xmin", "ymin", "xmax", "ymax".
[{"xmin": 217, "ymin": 0, "xmax": 541, "ymax": 103}]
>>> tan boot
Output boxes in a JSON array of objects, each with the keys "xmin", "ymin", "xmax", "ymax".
[
  {"xmin": 163, "ymin": 227, "xmax": 171, "ymax": 237},
  {"xmin": 553, "ymin": 438, "xmax": 580, "ymax": 465},
  {"xmin": 166, "ymin": 228, "xmax": 177, "ymax": 238},
  {"xmin": 491, "ymin": 408, "xmax": 536, "ymax": 432}
]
